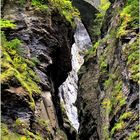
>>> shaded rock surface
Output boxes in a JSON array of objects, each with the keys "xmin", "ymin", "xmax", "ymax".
[
  {"xmin": 72, "ymin": 0, "xmax": 98, "ymax": 41},
  {"xmin": 1, "ymin": 0, "xmax": 75, "ymax": 139},
  {"xmin": 77, "ymin": 0, "xmax": 139, "ymax": 139}
]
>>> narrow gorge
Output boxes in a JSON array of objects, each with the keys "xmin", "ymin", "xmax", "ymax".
[{"xmin": 1, "ymin": 0, "xmax": 139, "ymax": 140}]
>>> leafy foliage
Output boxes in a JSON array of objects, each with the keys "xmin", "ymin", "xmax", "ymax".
[
  {"xmin": 117, "ymin": 0, "xmax": 139, "ymax": 38},
  {"xmin": 99, "ymin": 0, "xmax": 110, "ymax": 12}
]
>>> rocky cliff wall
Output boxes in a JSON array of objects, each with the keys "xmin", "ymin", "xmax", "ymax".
[
  {"xmin": 72, "ymin": 0, "xmax": 98, "ymax": 41},
  {"xmin": 1, "ymin": 0, "xmax": 76, "ymax": 139},
  {"xmin": 77, "ymin": 0, "xmax": 139, "ymax": 139}
]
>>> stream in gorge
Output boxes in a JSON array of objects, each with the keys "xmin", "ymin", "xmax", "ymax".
[{"xmin": 59, "ymin": 18, "xmax": 92, "ymax": 131}]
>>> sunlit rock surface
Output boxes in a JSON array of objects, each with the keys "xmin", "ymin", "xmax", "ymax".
[{"xmin": 59, "ymin": 19, "xmax": 92, "ymax": 131}]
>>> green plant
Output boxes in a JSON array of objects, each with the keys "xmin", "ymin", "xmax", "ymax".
[
  {"xmin": 128, "ymin": 125, "xmax": 139, "ymax": 140},
  {"xmin": 30, "ymin": 57, "xmax": 40, "ymax": 65},
  {"xmin": 119, "ymin": 112, "xmax": 133, "ymax": 121},
  {"xmin": 37, "ymin": 118, "xmax": 50, "ymax": 132},
  {"xmin": 31, "ymin": 0, "xmax": 48, "ymax": 11},
  {"xmin": 99, "ymin": 55, "xmax": 107, "ymax": 70},
  {"xmin": 1, "ymin": 32, "xmax": 41, "ymax": 110},
  {"xmin": 48, "ymin": 0, "xmax": 80, "ymax": 26},
  {"xmin": 23, "ymin": 129, "xmax": 42, "ymax": 140},
  {"xmin": 104, "ymin": 77, "xmax": 112, "ymax": 89},
  {"xmin": 111, "ymin": 121, "xmax": 126, "ymax": 136},
  {"xmin": 19, "ymin": 0, "xmax": 26, "ymax": 7},
  {"xmin": 0, "ymin": 19, "xmax": 16, "ymax": 29},
  {"xmin": 86, "ymin": 41, "xmax": 100, "ymax": 57},
  {"xmin": 125, "ymin": 39, "xmax": 139, "ymax": 82},
  {"xmin": 102, "ymin": 98, "xmax": 112, "ymax": 114},
  {"xmin": 1, "ymin": 123, "xmax": 24, "ymax": 140},
  {"xmin": 91, "ymin": 0, "xmax": 110, "ymax": 41},
  {"xmin": 117, "ymin": 0, "xmax": 138, "ymax": 38},
  {"xmin": 56, "ymin": 129, "xmax": 68, "ymax": 140},
  {"xmin": 99, "ymin": 0, "xmax": 110, "ymax": 12},
  {"xmin": 128, "ymin": 131, "xmax": 139, "ymax": 140}
]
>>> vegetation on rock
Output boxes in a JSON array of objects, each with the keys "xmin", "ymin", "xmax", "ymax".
[
  {"xmin": 49, "ymin": 0, "xmax": 80, "ymax": 25},
  {"xmin": 81, "ymin": 0, "xmax": 139, "ymax": 139},
  {"xmin": 1, "ymin": 21, "xmax": 41, "ymax": 110}
]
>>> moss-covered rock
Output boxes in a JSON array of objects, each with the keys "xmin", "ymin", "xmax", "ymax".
[{"xmin": 77, "ymin": 0, "xmax": 139, "ymax": 139}]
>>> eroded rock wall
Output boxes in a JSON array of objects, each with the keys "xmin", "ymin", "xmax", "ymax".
[
  {"xmin": 1, "ymin": 0, "xmax": 75, "ymax": 139},
  {"xmin": 77, "ymin": 0, "xmax": 139, "ymax": 139}
]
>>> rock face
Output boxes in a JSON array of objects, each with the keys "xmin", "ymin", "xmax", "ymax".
[
  {"xmin": 1, "ymin": 0, "xmax": 75, "ymax": 139},
  {"xmin": 77, "ymin": 0, "xmax": 139, "ymax": 139},
  {"xmin": 59, "ymin": 18, "xmax": 92, "ymax": 131},
  {"xmin": 1, "ymin": 0, "xmax": 139, "ymax": 140},
  {"xmin": 72, "ymin": 0, "xmax": 98, "ymax": 41},
  {"xmin": 83, "ymin": 0, "xmax": 100, "ymax": 9}
]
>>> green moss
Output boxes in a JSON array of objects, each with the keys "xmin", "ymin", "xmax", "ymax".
[
  {"xmin": 104, "ymin": 77, "xmax": 112, "ymax": 89},
  {"xmin": 13, "ymin": 119, "xmax": 44, "ymax": 140},
  {"xmin": 117, "ymin": 0, "xmax": 138, "ymax": 38},
  {"xmin": 37, "ymin": 118, "xmax": 50, "ymax": 132},
  {"xmin": 31, "ymin": 0, "xmax": 49, "ymax": 11},
  {"xmin": 30, "ymin": 57, "xmax": 40, "ymax": 65},
  {"xmin": 128, "ymin": 131, "xmax": 139, "ymax": 140},
  {"xmin": 23, "ymin": 129, "xmax": 42, "ymax": 140},
  {"xmin": 90, "ymin": 13, "xmax": 104, "ymax": 40},
  {"xmin": 125, "ymin": 38, "xmax": 139, "ymax": 82},
  {"xmin": 128, "ymin": 125, "xmax": 139, "ymax": 140},
  {"xmin": 90, "ymin": 0, "xmax": 110, "ymax": 41},
  {"xmin": 19, "ymin": 0, "xmax": 26, "ymax": 7},
  {"xmin": 60, "ymin": 102, "xmax": 66, "ymax": 114},
  {"xmin": 119, "ymin": 112, "xmax": 133, "ymax": 121},
  {"xmin": 102, "ymin": 80, "xmax": 124, "ymax": 123},
  {"xmin": 86, "ymin": 41, "xmax": 100, "ymax": 57},
  {"xmin": 1, "ymin": 123, "xmax": 24, "ymax": 140},
  {"xmin": 1, "ymin": 123, "xmax": 9, "ymax": 136},
  {"xmin": 56, "ymin": 129, "xmax": 68, "ymax": 140},
  {"xmin": 99, "ymin": 55, "xmax": 107, "ymax": 70},
  {"xmin": 99, "ymin": 0, "xmax": 110, "ymax": 12},
  {"xmin": 48, "ymin": 0, "xmax": 80, "ymax": 26},
  {"xmin": 102, "ymin": 98, "xmax": 112, "ymax": 114},
  {"xmin": 111, "ymin": 121, "xmax": 126, "ymax": 136},
  {"xmin": 102, "ymin": 125, "xmax": 111, "ymax": 140},
  {"xmin": 0, "ymin": 19, "xmax": 16, "ymax": 29},
  {"xmin": 1, "ymin": 32, "xmax": 41, "ymax": 110},
  {"xmin": 13, "ymin": 118, "xmax": 29, "ymax": 135}
]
